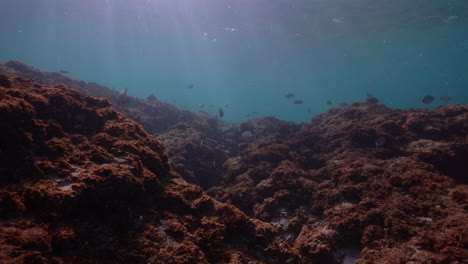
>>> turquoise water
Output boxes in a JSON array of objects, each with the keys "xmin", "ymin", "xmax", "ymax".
[{"xmin": 1, "ymin": 0, "xmax": 467, "ymax": 122}]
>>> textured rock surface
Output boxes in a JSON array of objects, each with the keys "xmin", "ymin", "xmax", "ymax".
[
  {"xmin": 157, "ymin": 116, "xmax": 298, "ymax": 189},
  {"xmin": 209, "ymin": 103, "xmax": 468, "ymax": 263},
  {"xmin": 0, "ymin": 61, "xmax": 203, "ymax": 134},
  {"xmin": 0, "ymin": 75, "xmax": 298, "ymax": 263}
]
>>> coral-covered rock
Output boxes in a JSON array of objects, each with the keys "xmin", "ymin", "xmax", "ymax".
[
  {"xmin": 157, "ymin": 118, "xmax": 228, "ymax": 189},
  {"xmin": 158, "ymin": 116, "xmax": 297, "ymax": 189},
  {"xmin": 0, "ymin": 61, "xmax": 204, "ymax": 134},
  {"xmin": 210, "ymin": 103, "xmax": 468, "ymax": 263},
  {"xmin": 0, "ymin": 75, "xmax": 299, "ymax": 263}
]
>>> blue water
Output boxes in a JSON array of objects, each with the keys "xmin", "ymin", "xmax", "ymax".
[{"xmin": 1, "ymin": 0, "xmax": 467, "ymax": 122}]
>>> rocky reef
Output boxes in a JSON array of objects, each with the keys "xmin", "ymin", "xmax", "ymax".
[
  {"xmin": 0, "ymin": 75, "xmax": 299, "ymax": 263},
  {"xmin": 0, "ymin": 61, "xmax": 203, "ymax": 134},
  {"xmin": 0, "ymin": 62, "xmax": 467, "ymax": 263},
  {"xmin": 157, "ymin": 116, "xmax": 298, "ymax": 189},
  {"xmin": 209, "ymin": 103, "xmax": 468, "ymax": 263}
]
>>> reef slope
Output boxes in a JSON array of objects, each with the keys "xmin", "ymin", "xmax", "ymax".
[
  {"xmin": 0, "ymin": 75, "xmax": 299, "ymax": 263},
  {"xmin": 208, "ymin": 103, "xmax": 468, "ymax": 263},
  {"xmin": 0, "ymin": 61, "xmax": 202, "ymax": 134}
]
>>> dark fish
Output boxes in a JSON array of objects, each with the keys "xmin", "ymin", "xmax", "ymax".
[
  {"xmin": 199, "ymin": 104, "xmax": 204, "ymax": 108},
  {"xmin": 209, "ymin": 104, "xmax": 214, "ymax": 108},
  {"xmin": 338, "ymin": 102, "xmax": 348, "ymax": 107},
  {"xmin": 307, "ymin": 107, "xmax": 312, "ymax": 114},
  {"xmin": 326, "ymin": 100, "xmax": 332, "ymax": 105},
  {"xmin": 59, "ymin": 70, "xmax": 69, "ymax": 74},
  {"xmin": 146, "ymin": 94, "xmax": 157, "ymax": 102},
  {"xmin": 284, "ymin": 92, "xmax": 295, "ymax": 99},
  {"xmin": 421, "ymin": 95, "xmax": 435, "ymax": 104},
  {"xmin": 439, "ymin": 96, "xmax": 452, "ymax": 102},
  {"xmin": 218, "ymin": 107, "xmax": 224, "ymax": 118},
  {"xmin": 225, "ymin": 104, "xmax": 230, "ymax": 107},
  {"xmin": 365, "ymin": 93, "xmax": 379, "ymax": 104},
  {"xmin": 293, "ymin": 100, "xmax": 304, "ymax": 104},
  {"xmin": 187, "ymin": 84, "xmax": 194, "ymax": 89}
]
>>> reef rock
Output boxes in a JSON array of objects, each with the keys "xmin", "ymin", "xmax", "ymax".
[
  {"xmin": 0, "ymin": 61, "xmax": 202, "ymax": 134},
  {"xmin": 158, "ymin": 116, "xmax": 299, "ymax": 189},
  {"xmin": 0, "ymin": 75, "xmax": 299, "ymax": 263},
  {"xmin": 209, "ymin": 103, "xmax": 468, "ymax": 263}
]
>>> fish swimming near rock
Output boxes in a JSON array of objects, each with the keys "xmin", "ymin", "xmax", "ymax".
[
  {"xmin": 224, "ymin": 104, "xmax": 230, "ymax": 107},
  {"xmin": 365, "ymin": 93, "xmax": 379, "ymax": 104},
  {"xmin": 439, "ymin": 96, "xmax": 452, "ymax": 102},
  {"xmin": 285, "ymin": 92, "xmax": 295, "ymax": 99},
  {"xmin": 421, "ymin": 95, "xmax": 435, "ymax": 104},
  {"xmin": 199, "ymin": 104, "xmax": 204, "ymax": 108},
  {"xmin": 326, "ymin": 100, "xmax": 332, "ymax": 105},
  {"xmin": 218, "ymin": 107, "xmax": 224, "ymax": 118},
  {"xmin": 59, "ymin": 70, "xmax": 69, "ymax": 74},
  {"xmin": 293, "ymin": 100, "xmax": 304, "ymax": 104}
]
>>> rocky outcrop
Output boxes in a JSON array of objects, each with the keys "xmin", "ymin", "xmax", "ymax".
[
  {"xmin": 0, "ymin": 75, "xmax": 299, "ymax": 263},
  {"xmin": 0, "ymin": 61, "xmax": 203, "ymax": 134},
  {"xmin": 158, "ymin": 116, "xmax": 299, "ymax": 189},
  {"xmin": 208, "ymin": 103, "xmax": 468, "ymax": 263}
]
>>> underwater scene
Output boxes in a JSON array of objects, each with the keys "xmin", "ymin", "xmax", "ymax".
[
  {"xmin": 1, "ymin": 0, "xmax": 468, "ymax": 121},
  {"xmin": 0, "ymin": 0, "xmax": 467, "ymax": 264}
]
